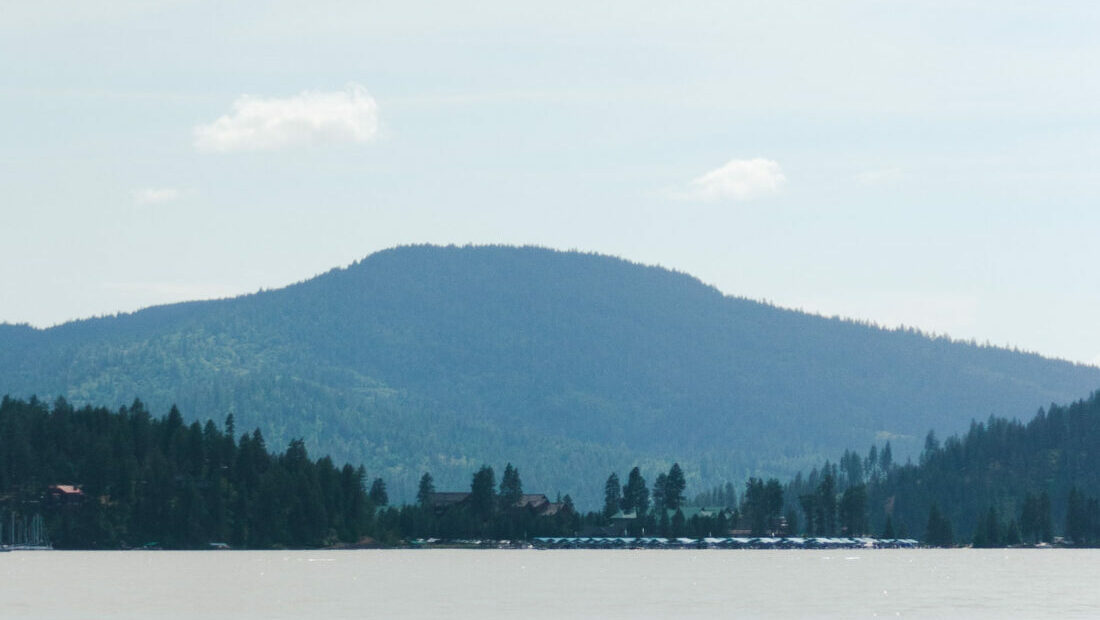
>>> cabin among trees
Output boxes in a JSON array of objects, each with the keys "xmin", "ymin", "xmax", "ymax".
[
  {"xmin": 46, "ymin": 485, "xmax": 85, "ymax": 506},
  {"xmin": 426, "ymin": 492, "xmax": 567, "ymax": 517},
  {"xmin": 374, "ymin": 464, "xmax": 581, "ymax": 541},
  {"xmin": 0, "ymin": 396, "xmax": 376, "ymax": 550}
]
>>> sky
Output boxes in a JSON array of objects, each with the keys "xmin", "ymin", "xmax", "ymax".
[{"xmin": 2, "ymin": 1, "xmax": 1099, "ymax": 365}]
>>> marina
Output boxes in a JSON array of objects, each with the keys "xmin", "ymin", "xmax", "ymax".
[{"xmin": 409, "ymin": 536, "xmax": 922, "ymax": 550}]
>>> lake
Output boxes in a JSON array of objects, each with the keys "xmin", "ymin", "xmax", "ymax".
[{"xmin": 3, "ymin": 549, "xmax": 1098, "ymax": 619}]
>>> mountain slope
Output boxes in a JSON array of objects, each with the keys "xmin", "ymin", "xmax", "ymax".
[
  {"xmin": 811, "ymin": 390, "xmax": 1100, "ymax": 544},
  {"xmin": 2, "ymin": 245, "xmax": 1097, "ymax": 505}
]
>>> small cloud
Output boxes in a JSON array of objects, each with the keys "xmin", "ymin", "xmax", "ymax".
[
  {"xmin": 855, "ymin": 167, "xmax": 903, "ymax": 185},
  {"xmin": 131, "ymin": 187, "xmax": 182, "ymax": 205},
  {"xmin": 682, "ymin": 158, "xmax": 786, "ymax": 202},
  {"xmin": 194, "ymin": 84, "xmax": 379, "ymax": 152}
]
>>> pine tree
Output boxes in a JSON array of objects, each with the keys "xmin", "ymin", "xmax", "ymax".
[
  {"xmin": 416, "ymin": 472, "xmax": 435, "ymax": 507},
  {"xmin": 1066, "ymin": 487, "xmax": 1089, "ymax": 545},
  {"xmin": 1021, "ymin": 493, "xmax": 1040, "ymax": 543},
  {"xmin": 1003, "ymin": 519, "xmax": 1021, "ymax": 546},
  {"xmin": 561, "ymin": 495, "xmax": 575, "ymax": 515},
  {"xmin": 838, "ymin": 484, "xmax": 867, "ymax": 535},
  {"xmin": 652, "ymin": 473, "xmax": 668, "ymax": 514},
  {"xmin": 603, "ymin": 473, "xmax": 622, "ymax": 518},
  {"xmin": 882, "ymin": 515, "xmax": 895, "ymax": 539},
  {"xmin": 665, "ymin": 464, "xmax": 686, "ymax": 511},
  {"xmin": 799, "ymin": 494, "xmax": 817, "ymax": 535},
  {"xmin": 784, "ymin": 508, "xmax": 799, "ymax": 537},
  {"xmin": 670, "ymin": 509, "xmax": 686, "ymax": 537},
  {"xmin": 369, "ymin": 478, "xmax": 388, "ymax": 507},
  {"xmin": 499, "ymin": 463, "xmax": 523, "ymax": 510},
  {"xmin": 1038, "ymin": 491, "xmax": 1053, "ymax": 542},
  {"xmin": 621, "ymin": 467, "xmax": 649, "ymax": 517},
  {"xmin": 925, "ymin": 504, "xmax": 953, "ymax": 547},
  {"xmin": 658, "ymin": 507, "xmax": 671, "ymax": 536},
  {"xmin": 973, "ymin": 506, "xmax": 1000, "ymax": 548},
  {"xmin": 816, "ymin": 471, "xmax": 837, "ymax": 536},
  {"xmin": 470, "ymin": 465, "xmax": 497, "ymax": 520}
]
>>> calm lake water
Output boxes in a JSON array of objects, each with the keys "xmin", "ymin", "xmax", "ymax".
[{"xmin": 2, "ymin": 549, "xmax": 1099, "ymax": 619}]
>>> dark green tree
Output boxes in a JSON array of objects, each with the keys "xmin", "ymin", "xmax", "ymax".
[
  {"xmin": 882, "ymin": 515, "xmax": 895, "ymax": 539},
  {"xmin": 743, "ymin": 478, "xmax": 779, "ymax": 535},
  {"xmin": 925, "ymin": 504, "xmax": 953, "ymax": 547},
  {"xmin": 1038, "ymin": 491, "xmax": 1053, "ymax": 543},
  {"xmin": 972, "ymin": 506, "xmax": 1001, "ymax": 548},
  {"xmin": 665, "ymin": 464, "xmax": 686, "ymax": 511},
  {"xmin": 1020, "ymin": 493, "xmax": 1041, "ymax": 543},
  {"xmin": 816, "ymin": 470, "xmax": 837, "ymax": 536},
  {"xmin": 670, "ymin": 509, "xmax": 686, "ymax": 538},
  {"xmin": 416, "ymin": 472, "xmax": 435, "ymax": 507},
  {"xmin": 369, "ymin": 478, "xmax": 388, "ymax": 507},
  {"xmin": 499, "ymin": 463, "xmax": 523, "ymax": 510},
  {"xmin": 603, "ymin": 473, "xmax": 622, "ymax": 518},
  {"xmin": 799, "ymin": 494, "xmax": 817, "ymax": 535},
  {"xmin": 621, "ymin": 467, "xmax": 649, "ymax": 517},
  {"xmin": 1003, "ymin": 519, "xmax": 1021, "ymax": 546},
  {"xmin": 784, "ymin": 508, "xmax": 798, "ymax": 537},
  {"xmin": 838, "ymin": 484, "xmax": 867, "ymax": 535},
  {"xmin": 1066, "ymin": 487, "xmax": 1090, "ymax": 545},
  {"xmin": 470, "ymin": 465, "xmax": 497, "ymax": 520},
  {"xmin": 652, "ymin": 473, "xmax": 668, "ymax": 514}
]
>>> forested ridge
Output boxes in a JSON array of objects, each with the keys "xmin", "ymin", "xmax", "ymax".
[
  {"xmin": 780, "ymin": 390, "xmax": 1100, "ymax": 546},
  {"xmin": 2, "ymin": 245, "xmax": 1098, "ymax": 504},
  {"xmin": 0, "ymin": 396, "xmax": 375, "ymax": 549},
  {"xmin": 9, "ymin": 392, "xmax": 1100, "ymax": 549},
  {"xmin": 0, "ymin": 396, "xmax": 585, "ymax": 548}
]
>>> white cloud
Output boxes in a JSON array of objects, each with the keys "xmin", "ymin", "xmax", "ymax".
[
  {"xmin": 683, "ymin": 158, "xmax": 786, "ymax": 202},
  {"xmin": 194, "ymin": 84, "xmax": 379, "ymax": 152},
  {"xmin": 1090, "ymin": 353, "xmax": 1100, "ymax": 368},
  {"xmin": 131, "ymin": 187, "xmax": 182, "ymax": 205}
]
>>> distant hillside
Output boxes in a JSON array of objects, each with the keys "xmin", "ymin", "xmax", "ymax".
[
  {"xmin": 1, "ymin": 245, "xmax": 1097, "ymax": 505},
  {"xmin": 792, "ymin": 390, "xmax": 1100, "ymax": 544}
]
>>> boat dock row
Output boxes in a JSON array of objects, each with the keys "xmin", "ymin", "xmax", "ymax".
[
  {"xmin": 530, "ymin": 536, "xmax": 921, "ymax": 549},
  {"xmin": 407, "ymin": 536, "xmax": 921, "ymax": 549}
]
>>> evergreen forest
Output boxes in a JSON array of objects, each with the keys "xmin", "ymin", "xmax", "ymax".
[
  {"xmin": 2, "ymin": 245, "xmax": 1098, "ymax": 505},
  {"xmin": 780, "ymin": 390, "xmax": 1100, "ymax": 546},
  {"xmin": 0, "ymin": 396, "xmax": 374, "ymax": 549},
  {"xmin": 7, "ymin": 390, "xmax": 1100, "ymax": 548}
]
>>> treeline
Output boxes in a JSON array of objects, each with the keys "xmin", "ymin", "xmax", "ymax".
[
  {"xmin": 0, "ymin": 393, "xmax": 776, "ymax": 547},
  {"xmin": 0, "ymin": 396, "xmax": 586, "ymax": 547},
  {"xmin": 377, "ymin": 462, "xmax": 778, "ymax": 541},
  {"xmin": 14, "ymin": 387, "xmax": 1100, "ymax": 549},
  {"xmin": 586, "ymin": 465, "xmax": 784, "ymax": 538},
  {"xmin": 0, "ymin": 392, "xmax": 819, "ymax": 547},
  {"xmin": 372, "ymin": 465, "xmax": 581, "ymax": 542},
  {"xmin": 0, "ymin": 396, "xmax": 375, "ymax": 549},
  {"xmin": 773, "ymin": 390, "xmax": 1100, "ymax": 546}
]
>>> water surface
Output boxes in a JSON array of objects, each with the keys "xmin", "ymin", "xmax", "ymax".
[{"xmin": 2, "ymin": 549, "xmax": 1097, "ymax": 619}]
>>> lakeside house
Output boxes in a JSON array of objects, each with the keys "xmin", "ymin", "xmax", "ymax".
[
  {"xmin": 46, "ymin": 484, "xmax": 85, "ymax": 506},
  {"xmin": 607, "ymin": 506, "xmax": 735, "ymax": 529},
  {"xmin": 426, "ymin": 492, "xmax": 567, "ymax": 517}
]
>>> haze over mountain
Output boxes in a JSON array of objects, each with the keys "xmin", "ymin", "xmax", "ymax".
[{"xmin": 2, "ymin": 245, "xmax": 1097, "ymax": 505}]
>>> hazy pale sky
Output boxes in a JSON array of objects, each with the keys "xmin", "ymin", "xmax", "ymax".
[{"xmin": 3, "ymin": 1, "xmax": 1099, "ymax": 365}]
